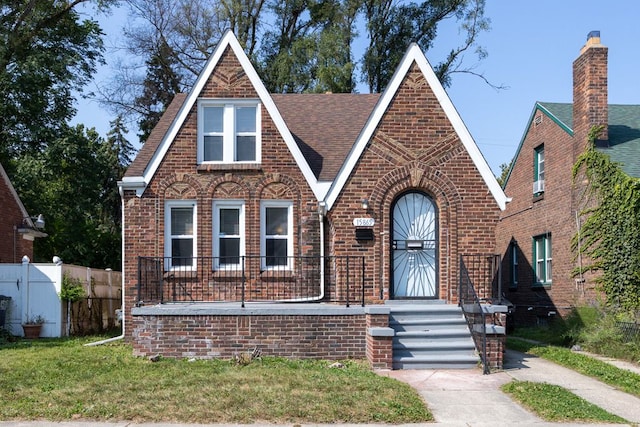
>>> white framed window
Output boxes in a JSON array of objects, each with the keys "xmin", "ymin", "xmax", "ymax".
[
  {"xmin": 165, "ymin": 201, "xmax": 197, "ymax": 270},
  {"xmin": 533, "ymin": 233, "xmax": 552, "ymax": 285},
  {"xmin": 197, "ymin": 100, "xmax": 261, "ymax": 164},
  {"xmin": 260, "ymin": 201, "xmax": 293, "ymax": 269},
  {"xmin": 213, "ymin": 200, "xmax": 245, "ymax": 270}
]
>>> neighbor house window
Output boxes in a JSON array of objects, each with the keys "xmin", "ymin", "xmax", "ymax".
[
  {"xmin": 533, "ymin": 234, "xmax": 552, "ymax": 285},
  {"xmin": 510, "ymin": 241, "xmax": 518, "ymax": 289},
  {"xmin": 260, "ymin": 201, "xmax": 293, "ymax": 269},
  {"xmin": 198, "ymin": 100, "xmax": 260, "ymax": 163},
  {"xmin": 213, "ymin": 200, "xmax": 245, "ymax": 269},
  {"xmin": 165, "ymin": 201, "xmax": 196, "ymax": 269},
  {"xmin": 533, "ymin": 145, "xmax": 545, "ymax": 194}
]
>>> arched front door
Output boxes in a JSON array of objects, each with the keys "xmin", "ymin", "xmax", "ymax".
[{"xmin": 391, "ymin": 191, "xmax": 438, "ymax": 299}]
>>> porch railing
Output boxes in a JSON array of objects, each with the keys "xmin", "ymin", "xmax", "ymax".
[
  {"xmin": 137, "ymin": 255, "xmax": 365, "ymax": 307},
  {"xmin": 459, "ymin": 254, "xmax": 502, "ymax": 375}
]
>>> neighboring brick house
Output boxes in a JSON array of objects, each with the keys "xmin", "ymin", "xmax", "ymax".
[
  {"xmin": 0, "ymin": 162, "xmax": 45, "ymax": 263},
  {"xmin": 119, "ymin": 31, "xmax": 508, "ymax": 368},
  {"xmin": 496, "ymin": 31, "xmax": 640, "ymax": 326}
]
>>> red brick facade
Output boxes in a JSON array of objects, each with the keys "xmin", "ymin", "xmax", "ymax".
[
  {"xmin": 496, "ymin": 33, "xmax": 608, "ymax": 325},
  {"xmin": 0, "ymin": 164, "xmax": 34, "ymax": 263},
  {"xmin": 121, "ymin": 32, "xmax": 506, "ymax": 366}
]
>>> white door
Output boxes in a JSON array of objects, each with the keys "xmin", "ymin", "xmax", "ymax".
[{"xmin": 392, "ymin": 192, "xmax": 438, "ymax": 298}]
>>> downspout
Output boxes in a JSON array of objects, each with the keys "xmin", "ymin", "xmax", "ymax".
[
  {"xmin": 318, "ymin": 201, "xmax": 326, "ymax": 301},
  {"xmin": 85, "ymin": 187, "xmax": 126, "ymax": 346}
]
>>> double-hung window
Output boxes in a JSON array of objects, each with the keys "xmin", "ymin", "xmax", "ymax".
[
  {"xmin": 198, "ymin": 100, "xmax": 260, "ymax": 163},
  {"xmin": 533, "ymin": 145, "xmax": 545, "ymax": 194},
  {"xmin": 260, "ymin": 201, "xmax": 293, "ymax": 269},
  {"xmin": 533, "ymin": 234, "xmax": 552, "ymax": 285},
  {"xmin": 213, "ymin": 201, "xmax": 245, "ymax": 270},
  {"xmin": 165, "ymin": 201, "xmax": 196, "ymax": 269}
]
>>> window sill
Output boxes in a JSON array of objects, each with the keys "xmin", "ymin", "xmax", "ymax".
[
  {"xmin": 532, "ymin": 283, "xmax": 551, "ymax": 289},
  {"xmin": 197, "ymin": 163, "xmax": 262, "ymax": 172},
  {"xmin": 532, "ymin": 192, "xmax": 544, "ymax": 202}
]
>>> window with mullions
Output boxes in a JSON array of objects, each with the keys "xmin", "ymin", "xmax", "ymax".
[
  {"xmin": 533, "ymin": 234, "xmax": 552, "ymax": 285},
  {"xmin": 198, "ymin": 101, "xmax": 260, "ymax": 163},
  {"xmin": 165, "ymin": 201, "xmax": 196, "ymax": 269},
  {"xmin": 261, "ymin": 201, "xmax": 292, "ymax": 269},
  {"xmin": 510, "ymin": 241, "xmax": 519, "ymax": 289},
  {"xmin": 213, "ymin": 201, "xmax": 245, "ymax": 269}
]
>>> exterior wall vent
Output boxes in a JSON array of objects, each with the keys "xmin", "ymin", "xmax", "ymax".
[{"xmin": 534, "ymin": 115, "xmax": 543, "ymax": 125}]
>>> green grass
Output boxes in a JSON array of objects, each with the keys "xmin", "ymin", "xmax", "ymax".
[
  {"xmin": 507, "ymin": 337, "xmax": 640, "ymax": 398},
  {"xmin": 502, "ymin": 380, "xmax": 627, "ymax": 423},
  {"xmin": 0, "ymin": 336, "xmax": 431, "ymax": 423}
]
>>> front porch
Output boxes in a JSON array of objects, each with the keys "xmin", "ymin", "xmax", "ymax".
[{"xmin": 131, "ymin": 255, "xmax": 508, "ymax": 371}]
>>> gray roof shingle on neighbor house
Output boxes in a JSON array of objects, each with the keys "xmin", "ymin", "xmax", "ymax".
[
  {"xmin": 539, "ymin": 102, "xmax": 640, "ymax": 178},
  {"xmin": 271, "ymin": 93, "xmax": 380, "ymax": 182}
]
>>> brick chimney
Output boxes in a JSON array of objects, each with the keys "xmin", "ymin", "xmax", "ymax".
[{"xmin": 572, "ymin": 30, "xmax": 608, "ymax": 148}]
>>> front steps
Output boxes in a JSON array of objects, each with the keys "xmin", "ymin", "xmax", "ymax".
[{"xmin": 387, "ymin": 301, "xmax": 479, "ymax": 369}]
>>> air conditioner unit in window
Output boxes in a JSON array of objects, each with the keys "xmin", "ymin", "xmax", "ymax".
[{"xmin": 533, "ymin": 180, "xmax": 545, "ymax": 194}]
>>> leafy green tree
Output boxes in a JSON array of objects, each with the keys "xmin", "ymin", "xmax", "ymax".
[
  {"xmin": 572, "ymin": 126, "xmax": 640, "ymax": 315},
  {"xmin": 135, "ymin": 39, "xmax": 183, "ymax": 142},
  {"xmin": 496, "ymin": 160, "xmax": 512, "ymax": 187},
  {"xmin": 0, "ymin": 0, "xmax": 108, "ymax": 163},
  {"xmin": 362, "ymin": 0, "xmax": 490, "ymax": 92},
  {"xmin": 12, "ymin": 125, "xmax": 121, "ymax": 269}
]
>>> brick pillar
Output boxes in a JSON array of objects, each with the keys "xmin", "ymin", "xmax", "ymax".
[{"xmin": 365, "ymin": 307, "xmax": 393, "ymax": 369}]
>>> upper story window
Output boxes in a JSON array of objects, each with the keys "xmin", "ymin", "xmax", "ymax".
[
  {"xmin": 533, "ymin": 145, "xmax": 545, "ymax": 194},
  {"xmin": 165, "ymin": 201, "xmax": 197, "ymax": 269},
  {"xmin": 198, "ymin": 100, "xmax": 261, "ymax": 164}
]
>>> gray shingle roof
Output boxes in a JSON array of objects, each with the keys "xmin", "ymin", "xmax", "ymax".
[{"xmin": 539, "ymin": 102, "xmax": 640, "ymax": 178}]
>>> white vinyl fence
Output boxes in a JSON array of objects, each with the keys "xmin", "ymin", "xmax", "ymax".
[{"xmin": 0, "ymin": 258, "xmax": 121, "ymax": 337}]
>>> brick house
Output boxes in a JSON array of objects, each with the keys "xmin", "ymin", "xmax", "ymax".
[
  {"xmin": 496, "ymin": 31, "xmax": 640, "ymax": 326},
  {"xmin": 0, "ymin": 162, "xmax": 45, "ymax": 263},
  {"xmin": 120, "ymin": 31, "xmax": 509, "ymax": 369}
]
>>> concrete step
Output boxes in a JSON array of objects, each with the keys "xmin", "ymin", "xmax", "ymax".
[
  {"xmin": 389, "ymin": 317, "xmax": 467, "ymax": 331},
  {"xmin": 393, "ymin": 339, "xmax": 476, "ymax": 357},
  {"xmin": 392, "ymin": 354, "xmax": 479, "ymax": 370}
]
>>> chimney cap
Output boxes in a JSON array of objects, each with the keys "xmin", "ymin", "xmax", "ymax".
[{"xmin": 587, "ymin": 30, "xmax": 600, "ymax": 40}]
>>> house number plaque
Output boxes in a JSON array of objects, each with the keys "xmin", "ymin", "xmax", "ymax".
[{"xmin": 353, "ymin": 218, "xmax": 375, "ymax": 227}]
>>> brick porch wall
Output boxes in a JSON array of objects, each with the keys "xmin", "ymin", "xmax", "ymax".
[{"xmin": 131, "ymin": 309, "xmax": 368, "ymax": 360}]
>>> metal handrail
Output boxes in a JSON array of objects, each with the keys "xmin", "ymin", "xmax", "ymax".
[{"xmin": 137, "ymin": 255, "xmax": 365, "ymax": 307}]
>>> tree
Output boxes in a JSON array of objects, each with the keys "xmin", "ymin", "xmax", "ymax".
[
  {"xmin": 0, "ymin": 0, "xmax": 109, "ymax": 164},
  {"xmin": 362, "ymin": 0, "xmax": 490, "ymax": 92},
  {"xmin": 12, "ymin": 125, "xmax": 122, "ymax": 269},
  {"xmin": 135, "ymin": 39, "xmax": 183, "ymax": 142},
  {"xmin": 572, "ymin": 126, "xmax": 640, "ymax": 315},
  {"xmin": 496, "ymin": 160, "xmax": 512, "ymax": 187}
]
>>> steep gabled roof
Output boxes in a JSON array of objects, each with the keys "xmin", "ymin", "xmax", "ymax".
[
  {"xmin": 120, "ymin": 30, "xmax": 325, "ymax": 199},
  {"xmin": 271, "ymin": 93, "xmax": 380, "ymax": 182},
  {"xmin": 324, "ymin": 43, "xmax": 509, "ymax": 211},
  {"xmin": 504, "ymin": 102, "xmax": 640, "ymax": 186}
]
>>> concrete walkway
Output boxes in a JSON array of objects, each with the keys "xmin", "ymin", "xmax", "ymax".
[
  {"xmin": 1, "ymin": 350, "xmax": 639, "ymax": 427},
  {"xmin": 381, "ymin": 348, "xmax": 640, "ymax": 426}
]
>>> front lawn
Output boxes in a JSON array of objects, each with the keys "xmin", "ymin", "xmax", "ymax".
[{"xmin": 0, "ymin": 336, "xmax": 431, "ymax": 424}]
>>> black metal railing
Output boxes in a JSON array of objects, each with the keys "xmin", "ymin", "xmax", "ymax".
[
  {"xmin": 137, "ymin": 255, "xmax": 365, "ymax": 307},
  {"xmin": 459, "ymin": 255, "xmax": 499, "ymax": 375},
  {"xmin": 459, "ymin": 254, "xmax": 502, "ymax": 304}
]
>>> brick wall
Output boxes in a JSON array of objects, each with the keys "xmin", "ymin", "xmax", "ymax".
[
  {"xmin": 122, "ymin": 47, "xmax": 320, "ymax": 335},
  {"xmin": 0, "ymin": 170, "xmax": 33, "ymax": 263},
  {"xmin": 329, "ymin": 63, "xmax": 502, "ymax": 303},
  {"xmin": 131, "ymin": 313, "xmax": 367, "ymax": 360}
]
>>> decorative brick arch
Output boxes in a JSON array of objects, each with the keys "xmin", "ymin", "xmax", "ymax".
[
  {"xmin": 367, "ymin": 162, "xmax": 463, "ymax": 302},
  {"xmin": 207, "ymin": 175, "xmax": 252, "ymax": 200},
  {"xmin": 157, "ymin": 173, "xmax": 204, "ymax": 200}
]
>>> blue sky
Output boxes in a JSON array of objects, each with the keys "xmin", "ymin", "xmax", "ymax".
[{"xmin": 73, "ymin": 1, "xmax": 640, "ymax": 176}]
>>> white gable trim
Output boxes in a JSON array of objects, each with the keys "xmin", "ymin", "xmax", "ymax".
[
  {"xmin": 135, "ymin": 30, "xmax": 325, "ymax": 200},
  {"xmin": 324, "ymin": 43, "xmax": 509, "ymax": 211}
]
